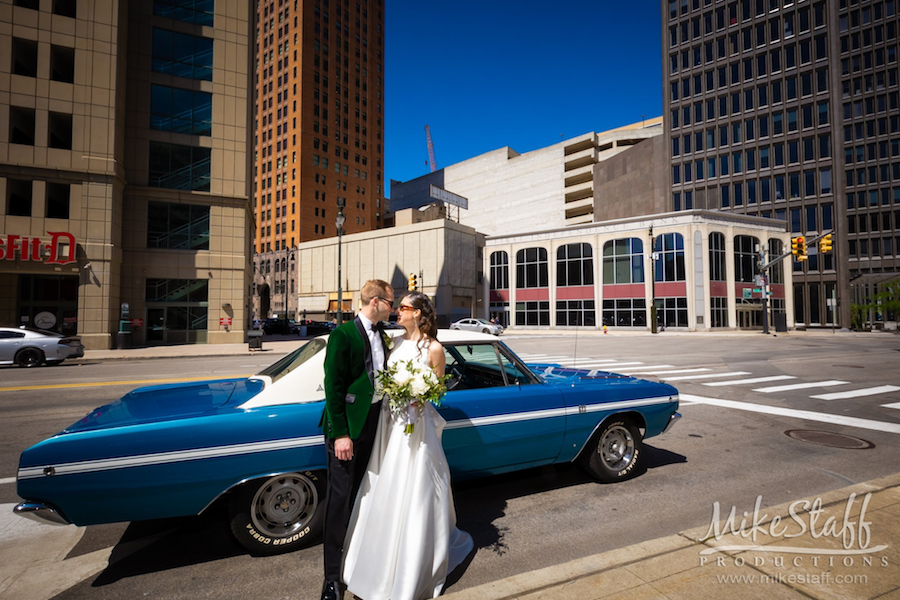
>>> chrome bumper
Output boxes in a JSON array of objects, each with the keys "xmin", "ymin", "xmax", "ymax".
[
  {"xmin": 14, "ymin": 501, "xmax": 72, "ymax": 526},
  {"xmin": 662, "ymin": 411, "xmax": 682, "ymax": 434}
]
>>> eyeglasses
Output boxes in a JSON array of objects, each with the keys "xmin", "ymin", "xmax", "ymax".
[
  {"xmin": 376, "ymin": 296, "xmax": 394, "ymax": 308},
  {"xmin": 397, "ymin": 305, "xmax": 416, "ymax": 312}
]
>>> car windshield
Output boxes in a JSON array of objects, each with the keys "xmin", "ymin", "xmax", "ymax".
[
  {"xmin": 444, "ymin": 342, "xmax": 538, "ymax": 390},
  {"xmin": 256, "ymin": 338, "xmax": 326, "ymax": 384}
]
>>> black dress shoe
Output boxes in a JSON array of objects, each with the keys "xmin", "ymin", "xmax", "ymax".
[{"xmin": 321, "ymin": 579, "xmax": 344, "ymax": 600}]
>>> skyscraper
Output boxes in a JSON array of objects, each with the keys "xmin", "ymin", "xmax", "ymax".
[
  {"xmin": 663, "ymin": 0, "xmax": 899, "ymax": 328},
  {"xmin": 1, "ymin": 0, "xmax": 255, "ymax": 348},
  {"xmin": 251, "ymin": 0, "xmax": 385, "ymax": 320}
]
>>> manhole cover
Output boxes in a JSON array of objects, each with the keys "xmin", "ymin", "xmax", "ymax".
[{"xmin": 785, "ymin": 430, "xmax": 875, "ymax": 449}]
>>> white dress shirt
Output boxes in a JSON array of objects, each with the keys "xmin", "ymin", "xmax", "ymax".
[{"xmin": 358, "ymin": 313, "xmax": 385, "ymax": 403}]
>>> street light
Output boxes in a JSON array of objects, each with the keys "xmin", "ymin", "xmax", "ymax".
[{"xmin": 335, "ymin": 198, "xmax": 346, "ymax": 326}]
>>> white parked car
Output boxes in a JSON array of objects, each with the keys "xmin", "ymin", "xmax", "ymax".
[
  {"xmin": 449, "ymin": 318, "xmax": 503, "ymax": 335},
  {"xmin": 0, "ymin": 327, "xmax": 85, "ymax": 367}
]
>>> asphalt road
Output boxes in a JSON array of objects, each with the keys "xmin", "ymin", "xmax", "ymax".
[{"xmin": 1, "ymin": 332, "xmax": 899, "ymax": 600}]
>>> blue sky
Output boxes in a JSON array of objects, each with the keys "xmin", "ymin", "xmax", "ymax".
[{"xmin": 384, "ymin": 1, "xmax": 664, "ymax": 193}]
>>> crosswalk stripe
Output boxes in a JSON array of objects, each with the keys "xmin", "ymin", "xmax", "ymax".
[
  {"xmin": 882, "ymin": 401, "xmax": 900, "ymax": 409},
  {"xmin": 704, "ymin": 375, "xmax": 796, "ymax": 387},
  {"xmin": 611, "ymin": 365, "xmax": 673, "ymax": 372},
  {"xmin": 680, "ymin": 394, "xmax": 900, "ymax": 435},
  {"xmin": 629, "ymin": 368, "xmax": 712, "ymax": 376},
  {"xmin": 663, "ymin": 371, "xmax": 751, "ymax": 381},
  {"xmin": 753, "ymin": 380, "xmax": 849, "ymax": 393},
  {"xmin": 810, "ymin": 385, "xmax": 900, "ymax": 401}
]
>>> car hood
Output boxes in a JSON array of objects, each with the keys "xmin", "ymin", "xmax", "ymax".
[
  {"xmin": 63, "ymin": 378, "xmax": 264, "ymax": 434},
  {"xmin": 530, "ymin": 363, "xmax": 678, "ymax": 395}
]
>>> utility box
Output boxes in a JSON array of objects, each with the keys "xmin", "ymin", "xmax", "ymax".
[{"xmin": 774, "ymin": 313, "xmax": 788, "ymax": 332}]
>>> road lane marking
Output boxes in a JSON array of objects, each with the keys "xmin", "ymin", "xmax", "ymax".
[
  {"xmin": 681, "ymin": 394, "xmax": 900, "ymax": 435},
  {"xmin": 883, "ymin": 401, "xmax": 900, "ymax": 409},
  {"xmin": 0, "ymin": 477, "xmax": 15, "ymax": 485},
  {"xmin": 703, "ymin": 375, "xmax": 796, "ymax": 387},
  {"xmin": 811, "ymin": 385, "xmax": 900, "ymax": 401},
  {"xmin": 663, "ymin": 371, "xmax": 751, "ymax": 381},
  {"xmin": 0, "ymin": 375, "xmax": 252, "ymax": 393},
  {"xmin": 753, "ymin": 380, "xmax": 849, "ymax": 393}
]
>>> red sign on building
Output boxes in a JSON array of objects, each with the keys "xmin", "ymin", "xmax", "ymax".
[
  {"xmin": 220, "ymin": 317, "xmax": 233, "ymax": 327},
  {"xmin": 0, "ymin": 232, "xmax": 76, "ymax": 264}
]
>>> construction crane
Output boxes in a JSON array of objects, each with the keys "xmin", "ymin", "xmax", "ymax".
[{"xmin": 425, "ymin": 125, "xmax": 437, "ymax": 173}]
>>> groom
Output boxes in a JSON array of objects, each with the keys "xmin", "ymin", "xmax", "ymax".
[{"xmin": 320, "ymin": 279, "xmax": 394, "ymax": 600}]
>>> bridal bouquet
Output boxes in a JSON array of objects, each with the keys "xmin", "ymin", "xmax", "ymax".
[{"xmin": 375, "ymin": 359, "xmax": 449, "ymax": 434}]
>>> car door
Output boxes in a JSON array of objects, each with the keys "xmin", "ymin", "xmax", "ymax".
[
  {"xmin": 0, "ymin": 330, "xmax": 25, "ymax": 362},
  {"xmin": 437, "ymin": 342, "xmax": 565, "ymax": 478}
]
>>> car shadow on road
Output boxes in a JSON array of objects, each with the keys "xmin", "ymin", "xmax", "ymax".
[{"xmin": 90, "ymin": 507, "xmax": 244, "ymax": 586}]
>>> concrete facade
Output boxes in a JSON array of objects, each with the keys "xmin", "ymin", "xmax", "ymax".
[
  {"xmin": 295, "ymin": 217, "xmax": 485, "ymax": 326},
  {"xmin": 390, "ymin": 119, "xmax": 665, "ymax": 238},
  {"xmin": 484, "ymin": 211, "xmax": 793, "ymax": 332},
  {"xmin": 593, "ymin": 134, "xmax": 670, "ymax": 221},
  {"xmin": 0, "ymin": 0, "xmax": 254, "ymax": 348}
]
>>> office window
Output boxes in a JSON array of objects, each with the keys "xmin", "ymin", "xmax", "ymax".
[
  {"xmin": 52, "ymin": 0, "xmax": 77, "ymax": 17},
  {"xmin": 46, "ymin": 182, "xmax": 70, "ymax": 219},
  {"xmin": 147, "ymin": 201, "xmax": 210, "ymax": 250},
  {"xmin": 152, "ymin": 28, "xmax": 213, "ymax": 81},
  {"xmin": 48, "ymin": 112, "xmax": 73, "ymax": 149},
  {"xmin": 515, "ymin": 247, "xmax": 548, "ymax": 289},
  {"xmin": 602, "ymin": 298, "xmax": 647, "ymax": 328},
  {"xmin": 603, "ymin": 238, "xmax": 644, "ymax": 285},
  {"xmin": 709, "ymin": 232, "xmax": 726, "ymax": 282},
  {"xmin": 489, "ymin": 251, "xmax": 509, "ymax": 290},
  {"xmin": 9, "ymin": 106, "xmax": 35, "ymax": 145},
  {"xmin": 153, "ymin": 0, "xmax": 214, "ymax": 26},
  {"xmin": 654, "ymin": 233, "xmax": 686, "ymax": 283},
  {"xmin": 148, "ymin": 141, "xmax": 211, "ymax": 191},
  {"xmin": 6, "ymin": 179, "xmax": 32, "ymax": 216},
  {"xmin": 515, "ymin": 301, "xmax": 550, "ymax": 326},
  {"xmin": 50, "ymin": 45, "xmax": 76, "ymax": 83},
  {"xmin": 14, "ymin": 0, "xmax": 39, "ymax": 8},
  {"xmin": 557, "ymin": 243, "xmax": 594, "ymax": 287},
  {"xmin": 734, "ymin": 235, "xmax": 759, "ymax": 283},
  {"xmin": 151, "ymin": 84, "xmax": 213, "ymax": 135},
  {"xmin": 11, "ymin": 38, "xmax": 38, "ymax": 77},
  {"xmin": 556, "ymin": 300, "xmax": 595, "ymax": 327}
]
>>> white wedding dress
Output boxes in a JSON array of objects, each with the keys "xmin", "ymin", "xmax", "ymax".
[{"xmin": 342, "ymin": 336, "xmax": 474, "ymax": 600}]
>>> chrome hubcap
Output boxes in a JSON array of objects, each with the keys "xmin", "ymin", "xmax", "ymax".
[
  {"xmin": 251, "ymin": 473, "xmax": 317, "ymax": 537},
  {"xmin": 599, "ymin": 425, "xmax": 634, "ymax": 471}
]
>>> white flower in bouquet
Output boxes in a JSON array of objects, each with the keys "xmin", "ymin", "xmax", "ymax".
[{"xmin": 375, "ymin": 358, "xmax": 450, "ymax": 434}]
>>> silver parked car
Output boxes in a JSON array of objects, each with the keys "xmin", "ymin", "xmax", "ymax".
[
  {"xmin": 449, "ymin": 317, "xmax": 503, "ymax": 335},
  {"xmin": 0, "ymin": 327, "xmax": 85, "ymax": 368}
]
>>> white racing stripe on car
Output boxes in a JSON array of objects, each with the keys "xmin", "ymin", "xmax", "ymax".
[
  {"xmin": 17, "ymin": 435, "xmax": 325, "ymax": 480},
  {"xmin": 443, "ymin": 396, "xmax": 676, "ymax": 430}
]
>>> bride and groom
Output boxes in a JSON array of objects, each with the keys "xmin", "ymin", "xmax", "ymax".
[{"xmin": 320, "ymin": 279, "xmax": 473, "ymax": 600}]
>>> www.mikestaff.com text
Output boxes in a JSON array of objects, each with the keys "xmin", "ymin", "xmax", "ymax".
[{"xmin": 716, "ymin": 572, "xmax": 868, "ymax": 585}]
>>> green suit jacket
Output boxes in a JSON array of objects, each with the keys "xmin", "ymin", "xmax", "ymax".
[{"xmin": 320, "ymin": 317, "xmax": 386, "ymax": 439}]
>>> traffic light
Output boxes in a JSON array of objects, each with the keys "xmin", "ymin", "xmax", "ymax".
[
  {"xmin": 791, "ymin": 236, "xmax": 808, "ymax": 261},
  {"xmin": 818, "ymin": 233, "xmax": 833, "ymax": 254},
  {"xmin": 408, "ymin": 273, "xmax": 418, "ymax": 291}
]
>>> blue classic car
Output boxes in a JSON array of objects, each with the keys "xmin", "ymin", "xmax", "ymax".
[{"xmin": 15, "ymin": 331, "xmax": 680, "ymax": 555}]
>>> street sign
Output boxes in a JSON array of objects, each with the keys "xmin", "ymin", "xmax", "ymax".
[
  {"xmin": 130, "ymin": 318, "xmax": 143, "ymax": 327},
  {"xmin": 429, "ymin": 185, "xmax": 469, "ymax": 209},
  {"xmin": 219, "ymin": 317, "xmax": 232, "ymax": 327},
  {"xmin": 752, "ymin": 288, "xmax": 762, "ymax": 293},
  {"xmin": 743, "ymin": 289, "xmax": 752, "ymax": 299}
]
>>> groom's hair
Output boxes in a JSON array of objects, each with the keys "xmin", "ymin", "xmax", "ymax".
[{"xmin": 360, "ymin": 279, "xmax": 392, "ymax": 304}]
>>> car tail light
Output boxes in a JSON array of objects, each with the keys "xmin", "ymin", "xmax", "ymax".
[{"xmin": 58, "ymin": 337, "xmax": 81, "ymax": 346}]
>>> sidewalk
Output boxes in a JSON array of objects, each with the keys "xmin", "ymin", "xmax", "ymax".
[
  {"xmin": 80, "ymin": 328, "xmax": 888, "ymax": 361},
  {"xmin": 443, "ymin": 472, "xmax": 900, "ymax": 600}
]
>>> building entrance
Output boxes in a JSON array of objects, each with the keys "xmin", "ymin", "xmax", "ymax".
[
  {"xmin": 18, "ymin": 275, "xmax": 79, "ymax": 334},
  {"xmin": 736, "ymin": 301, "xmax": 763, "ymax": 330}
]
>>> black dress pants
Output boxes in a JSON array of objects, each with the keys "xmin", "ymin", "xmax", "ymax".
[{"xmin": 322, "ymin": 403, "xmax": 381, "ymax": 582}]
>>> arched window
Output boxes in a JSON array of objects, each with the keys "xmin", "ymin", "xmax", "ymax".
[
  {"xmin": 653, "ymin": 233, "xmax": 686, "ymax": 282},
  {"xmin": 556, "ymin": 243, "xmax": 593, "ymax": 287},
  {"xmin": 734, "ymin": 235, "xmax": 759, "ymax": 283},
  {"xmin": 602, "ymin": 238, "xmax": 644, "ymax": 284},
  {"xmin": 275, "ymin": 259, "xmax": 280, "ymax": 273},
  {"xmin": 515, "ymin": 247, "xmax": 548, "ymax": 289},
  {"xmin": 490, "ymin": 251, "xmax": 509, "ymax": 290}
]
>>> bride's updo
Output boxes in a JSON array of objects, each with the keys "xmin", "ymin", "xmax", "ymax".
[{"xmin": 405, "ymin": 292, "xmax": 438, "ymax": 340}]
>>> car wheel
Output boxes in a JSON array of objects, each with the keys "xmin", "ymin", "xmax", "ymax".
[
  {"xmin": 228, "ymin": 471, "xmax": 325, "ymax": 555},
  {"xmin": 581, "ymin": 419, "xmax": 643, "ymax": 483},
  {"xmin": 16, "ymin": 348, "xmax": 44, "ymax": 368},
  {"xmin": 482, "ymin": 328, "xmax": 490, "ymax": 334}
]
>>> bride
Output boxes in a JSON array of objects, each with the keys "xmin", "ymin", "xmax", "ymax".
[{"xmin": 342, "ymin": 292, "xmax": 474, "ymax": 600}]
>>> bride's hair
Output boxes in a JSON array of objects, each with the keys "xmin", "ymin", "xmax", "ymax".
[{"xmin": 405, "ymin": 292, "xmax": 438, "ymax": 340}]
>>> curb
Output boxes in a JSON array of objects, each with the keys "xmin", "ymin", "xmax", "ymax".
[{"xmin": 441, "ymin": 472, "xmax": 900, "ymax": 600}]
